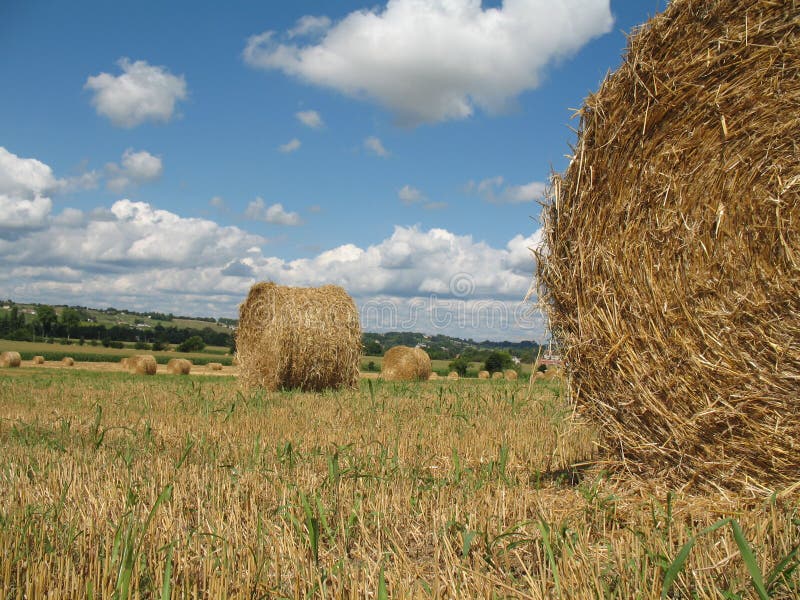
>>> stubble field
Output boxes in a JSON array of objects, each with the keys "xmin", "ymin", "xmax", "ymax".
[{"xmin": 0, "ymin": 368, "xmax": 798, "ymax": 598}]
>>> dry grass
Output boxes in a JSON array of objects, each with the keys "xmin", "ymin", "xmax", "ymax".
[
  {"xmin": 0, "ymin": 370, "xmax": 798, "ymax": 597},
  {"xmin": 207, "ymin": 362, "xmax": 223, "ymax": 371},
  {"xmin": 382, "ymin": 346, "xmax": 432, "ymax": 381},
  {"xmin": 536, "ymin": 0, "xmax": 800, "ymax": 493},
  {"xmin": 237, "ymin": 282, "xmax": 361, "ymax": 392}
]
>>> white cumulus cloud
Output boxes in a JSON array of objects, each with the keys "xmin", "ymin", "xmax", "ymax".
[
  {"xmin": 106, "ymin": 149, "xmax": 163, "ymax": 192},
  {"xmin": 296, "ymin": 110, "xmax": 324, "ymax": 129},
  {"xmin": 364, "ymin": 136, "xmax": 389, "ymax": 157},
  {"xmin": 398, "ymin": 184, "xmax": 423, "ymax": 204},
  {"xmin": 244, "ymin": 198, "xmax": 303, "ymax": 226},
  {"xmin": 467, "ymin": 176, "xmax": 546, "ymax": 204},
  {"xmin": 279, "ymin": 138, "xmax": 302, "ymax": 153},
  {"xmin": 85, "ymin": 58, "xmax": 188, "ymax": 128},
  {"xmin": 243, "ymin": 0, "xmax": 613, "ymax": 125}
]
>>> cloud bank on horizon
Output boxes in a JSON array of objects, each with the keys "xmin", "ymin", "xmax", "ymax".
[
  {"xmin": 0, "ymin": 146, "xmax": 543, "ymax": 340},
  {"xmin": 243, "ymin": 0, "xmax": 613, "ymax": 125}
]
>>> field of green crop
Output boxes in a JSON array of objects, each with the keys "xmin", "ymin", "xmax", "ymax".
[{"xmin": 0, "ymin": 367, "xmax": 797, "ymax": 598}]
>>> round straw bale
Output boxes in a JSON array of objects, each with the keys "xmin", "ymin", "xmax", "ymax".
[
  {"xmin": 131, "ymin": 355, "xmax": 156, "ymax": 375},
  {"xmin": 447, "ymin": 371, "xmax": 459, "ymax": 381},
  {"xmin": 491, "ymin": 372, "xmax": 503, "ymax": 380},
  {"xmin": 0, "ymin": 351, "xmax": 21, "ymax": 368},
  {"xmin": 536, "ymin": 0, "xmax": 800, "ymax": 491},
  {"xmin": 477, "ymin": 370, "xmax": 490, "ymax": 379},
  {"xmin": 237, "ymin": 282, "xmax": 362, "ymax": 391},
  {"xmin": 428, "ymin": 372, "xmax": 439, "ymax": 381},
  {"xmin": 32, "ymin": 355, "xmax": 45, "ymax": 365},
  {"xmin": 504, "ymin": 370, "xmax": 518, "ymax": 381},
  {"xmin": 120, "ymin": 357, "xmax": 130, "ymax": 369},
  {"xmin": 208, "ymin": 362, "xmax": 223, "ymax": 371},
  {"xmin": 61, "ymin": 357, "xmax": 74, "ymax": 367},
  {"xmin": 167, "ymin": 358, "xmax": 192, "ymax": 375},
  {"xmin": 381, "ymin": 346, "xmax": 432, "ymax": 381}
]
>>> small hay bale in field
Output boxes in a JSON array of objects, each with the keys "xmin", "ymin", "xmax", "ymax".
[
  {"xmin": 32, "ymin": 355, "xmax": 44, "ymax": 365},
  {"xmin": 504, "ymin": 370, "xmax": 518, "ymax": 381},
  {"xmin": 0, "ymin": 351, "xmax": 21, "ymax": 368},
  {"xmin": 478, "ymin": 370, "xmax": 490, "ymax": 379},
  {"xmin": 61, "ymin": 357, "xmax": 74, "ymax": 367},
  {"xmin": 428, "ymin": 372, "xmax": 439, "ymax": 381},
  {"xmin": 167, "ymin": 358, "xmax": 192, "ymax": 375},
  {"xmin": 131, "ymin": 355, "xmax": 156, "ymax": 375},
  {"xmin": 447, "ymin": 371, "xmax": 459, "ymax": 381},
  {"xmin": 120, "ymin": 357, "xmax": 130, "ymax": 369},
  {"xmin": 535, "ymin": 0, "xmax": 800, "ymax": 491},
  {"xmin": 381, "ymin": 346, "xmax": 432, "ymax": 382},
  {"xmin": 237, "ymin": 282, "xmax": 362, "ymax": 391},
  {"xmin": 208, "ymin": 362, "xmax": 223, "ymax": 371},
  {"xmin": 491, "ymin": 372, "xmax": 503, "ymax": 380}
]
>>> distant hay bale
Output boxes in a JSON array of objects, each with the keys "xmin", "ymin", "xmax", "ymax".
[
  {"xmin": 428, "ymin": 372, "xmax": 439, "ymax": 381},
  {"xmin": 447, "ymin": 371, "xmax": 459, "ymax": 381},
  {"xmin": 504, "ymin": 370, "xmax": 518, "ymax": 381},
  {"xmin": 491, "ymin": 372, "xmax": 503, "ymax": 380},
  {"xmin": 120, "ymin": 357, "xmax": 130, "ymax": 369},
  {"xmin": 208, "ymin": 362, "xmax": 223, "ymax": 371},
  {"xmin": 478, "ymin": 370, "xmax": 490, "ymax": 379},
  {"xmin": 0, "ymin": 351, "xmax": 21, "ymax": 368},
  {"xmin": 381, "ymin": 346, "xmax": 432, "ymax": 382},
  {"xmin": 130, "ymin": 355, "xmax": 156, "ymax": 375},
  {"xmin": 61, "ymin": 357, "xmax": 74, "ymax": 367},
  {"xmin": 237, "ymin": 282, "xmax": 362, "ymax": 392},
  {"xmin": 32, "ymin": 355, "xmax": 44, "ymax": 365},
  {"xmin": 536, "ymin": 0, "xmax": 800, "ymax": 491},
  {"xmin": 167, "ymin": 358, "xmax": 192, "ymax": 375}
]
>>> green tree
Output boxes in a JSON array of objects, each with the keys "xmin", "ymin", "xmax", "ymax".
[
  {"xmin": 484, "ymin": 351, "xmax": 513, "ymax": 373},
  {"xmin": 178, "ymin": 335, "xmax": 205, "ymax": 352},
  {"xmin": 35, "ymin": 305, "xmax": 57, "ymax": 338},
  {"xmin": 449, "ymin": 355, "xmax": 470, "ymax": 376},
  {"xmin": 61, "ymin": 307, "xmax": 81, "ymax": 340}
]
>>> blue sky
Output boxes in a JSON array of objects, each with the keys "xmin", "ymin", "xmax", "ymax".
[{"xmin": 0, "ymin": 0, "xmax": 665, "ymax": 341}]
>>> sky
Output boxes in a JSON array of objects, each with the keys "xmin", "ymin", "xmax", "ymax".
[{"xmin": 0, "ymin": 0, "xmax": 666, "ymax": 342}]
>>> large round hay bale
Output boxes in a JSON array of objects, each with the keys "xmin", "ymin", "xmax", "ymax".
[
  {"xmin": 491, "ymin": 372, "xmax": 503, "ymax": 380},
  {"xmin": 381, "ymin": 346, "xmax": 431, "ymax": 381},
  {"xmin": 447, "ymin": 371, "xmax": 459, "ymax": 381},
  {"xmin": 237, "ymin": 282, "xmax": 361, "ymax": 391},
  {"xmin": 207, "ymin": 362, "xmax": 223, "ymax": 371},
  {"xmin": 131, "ymin": 355, "xmax": 156, "ymax": 375},
  {"xmin": 167, "ymin": 358, "xmax": 192, "ymax": 375},
  {"xmin": 504, "ymin": 370, "xmax": 518, "ymax": 381},
  {"xmin": 536, "ymin": 0, "xmax": 800, "ymax": 490},
  {"xmin": 61, "ymin": 357, "xmax": 74, "ymax": 367},
  {"xmin": 0, "ymin": 351, "xmax": 21, "ymax": 368},
  {"xmin": 478, "ymin": 370, "xmax": 490, "ymax": 379},
  {"xmin": 32, "ymin": 355, "xmax": 45, "ymax": 365}
]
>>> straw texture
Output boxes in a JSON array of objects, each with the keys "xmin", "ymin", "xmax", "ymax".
[
  {"xmin": 167, "ymin": 358, "xmax": 192, "ymax": 375},
  {"xmin": 61, "ymin": 357, "xmax": 74, "ymax": 367},
  {"xmin": 130, "ymin": 355, "xmax": 156, "ymax": 375},
  {"xmin": 536, "ymin": 0, "xmax": 800, "ymax": 491},
  {"xmin": 382, "ymin": 346, "xmax": 432, "ymax": 381},
  {"xmin": 237, "ymin": 282, "xmax": 361, "ymax": 392},
  {"xmin": 0, "ymin": 351, "xmax": 21, "ymax": 368}
]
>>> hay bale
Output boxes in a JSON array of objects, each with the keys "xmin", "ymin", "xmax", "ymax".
[
  {"xmin": 504, "ymin": 370, "xmax": 518, "ymax": 381},
  {"xmin": 428, "ymin": 372, "xmax": 439, "ymax": 381},
  {"xmin": 167, "ymin": 358, "xmax": 192, "ymax": 375},
  {"xmin": 130, "ymin": 355, "xmax": 156, "ymax": 375},
  {"xmin": 0, "ymin": 351, "xmax": 21, "ymax": 368},
  {"xmin": 32, "ymin": 355, "xmax": 44, "ymax": 365},
  {"xmin": 477, "ymin": 370, "xmax": 490, "ymax": 379},
  {"xmin": 491, "ymin": 372, "xmax": 503, "ymax": 380},
  {"xmin": 208, "ymin": 362, "xmax": 223, "ymax": 371},
  {"xmin": 536, "ymin": 0, "xmax": 800, "ymax": 491},
  {"xmin": 381, "ymin": 346, "xmax": 432, "ymax": 382},
  {"xmin": 447, "ymin": 371, "xmax": 459, "ymax": 381},
  {"xmin": 61, "ymin": 357, "xmax": 74, "ymax": 367},
  {"xmin": 237, "ymin": 282, "xmax": 361, "ymax": 391}
]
